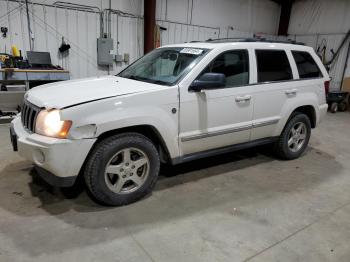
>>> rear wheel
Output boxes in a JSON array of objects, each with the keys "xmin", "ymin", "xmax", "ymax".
[
  {"xmin": 274, "ymin": 113, "xmax": 311, "ymax": 160},
  {"xmin": 330, "ymin": 102, "xmax": 338, "ymax": 113},
  {"xmin": 338, "ymin": 102, "xmax": 347, "ymax": 112},
  {"xmin": 84, "ymin": 133, "xmax": 160, "ymax": 206}
]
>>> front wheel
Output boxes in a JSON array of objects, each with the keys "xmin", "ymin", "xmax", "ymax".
[
  {"xmin": 84, "ymin": 133, "xmax": 160, "ymax": 206},
  {"xmin": 274, "ymin": 113, "xmax": 311, "ymax": 160}
]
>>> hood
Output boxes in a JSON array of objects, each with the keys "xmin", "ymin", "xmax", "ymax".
[{"xmin": 25, "ymin": 75, "xmax": 162, "ymax": 109}]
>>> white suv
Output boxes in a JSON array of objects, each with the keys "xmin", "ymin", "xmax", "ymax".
[{"xmin": 10, "ymin": 39, "xmax": 329, "ymax": 206}]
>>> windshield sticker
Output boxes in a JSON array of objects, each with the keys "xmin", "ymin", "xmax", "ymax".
[{"xmin": 180, "ymin": 48, "xmax": 204, "ymax": 55}]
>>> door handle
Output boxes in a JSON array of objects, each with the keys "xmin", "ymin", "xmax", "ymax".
[
  {"xmin": 285, "ymin": 89, "xmax": 298, "ymax": 95},
  {"xmin": 235, "ymin": 95, "xmax": 251, "ymax": 102}
]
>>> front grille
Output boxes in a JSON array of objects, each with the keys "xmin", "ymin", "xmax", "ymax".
[{"xmin": 21, "ymin": 100, "xmax": 41, "ymax": 133}]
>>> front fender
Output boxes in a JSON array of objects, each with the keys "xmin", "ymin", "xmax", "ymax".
[{"xmin": 61, "ymin": 87, "xmax": 180, "ymax": 158}]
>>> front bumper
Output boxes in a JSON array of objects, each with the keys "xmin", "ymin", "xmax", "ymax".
[{"xmin": 11, "ymin": 117, "xmax": 96, "ymax": 187}]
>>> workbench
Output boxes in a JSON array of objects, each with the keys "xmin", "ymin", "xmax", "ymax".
[{"xmin": 0, "ymin": 69, "xmax": 70, "ymax": 114}]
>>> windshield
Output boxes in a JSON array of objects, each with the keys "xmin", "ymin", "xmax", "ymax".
[{"xmin": 118, "ymin": 47, "xmax": 209, "ymax": 86}]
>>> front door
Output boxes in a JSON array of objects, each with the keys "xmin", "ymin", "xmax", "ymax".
[{"xmin": 179, "ymin": 49, "xmax": 255, "ymax": 155}]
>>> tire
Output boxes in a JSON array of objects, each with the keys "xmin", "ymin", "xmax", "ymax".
[
  {"xmin": 84, "ymin": 133, "xmax": 160, "ymax": 206},
  {"xmin": 330, "ymin": 102, "xmax": 338, "ymax": 113},
  {"xmin": 338, "ymin": 102, "xmax": 347, "ymax": 112},
  {"xmin": 274, "ymin": 113, "xmax": 311, "ymax": 160}
]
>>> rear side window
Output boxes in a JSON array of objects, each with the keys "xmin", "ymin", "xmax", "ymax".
[
  {"xmin": 256, "ymin": 50, "xmax": 293, "ymax": 82},
  {"xmin": 292, "ymin": 51, "xmax": 323, "ymax": 79},
  {"xmin": 201, "ymin": 50, "xmax": 249, "ymax": 87}
]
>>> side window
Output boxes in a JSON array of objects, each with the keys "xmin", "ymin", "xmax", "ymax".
[
  {"xmin": 256, "ymin": 50, "xmax": 293, "ymax": 82},
  {"xmin": 202, "ymin": 50, "xmax": 249, "ymax": 87},
  {"xmin": 292, "ymin": 51, "xmax": 323, "ymax": 79}
]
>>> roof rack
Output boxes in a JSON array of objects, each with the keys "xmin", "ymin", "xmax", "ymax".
[{"xmin": 190, "ymin": 37, "xmax": 305, "ymax": 45}]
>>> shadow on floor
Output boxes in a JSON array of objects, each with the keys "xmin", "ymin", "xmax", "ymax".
[
  {"xmin": 33, "ymin": 145, "xmax": 278, "ymax": 206},
  {"xmin": 0, "ymin": 145, "xmax": 344, "ymax": 256}
]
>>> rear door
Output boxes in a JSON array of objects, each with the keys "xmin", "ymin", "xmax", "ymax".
[
  {"xmin": 291, "ymin": 50, "xmax": 326, "ymax": 106},
  {"xmin": 250, "ymin": 48, "xmax": 299, "ymax": 140}
]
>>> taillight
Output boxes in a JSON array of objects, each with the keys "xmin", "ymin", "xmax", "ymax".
[{"xmin": 324, "ymin": 80, "xmax": 330, "ymax": 95}]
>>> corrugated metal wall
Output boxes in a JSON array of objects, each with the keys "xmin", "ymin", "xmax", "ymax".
[
  {"xmin": 156, "ymin": 0, "xmax": 281, "ymax": 35},
  {"xmin": 0, "ymin": 0, "xmax": 144, "ymax": 79},
  {"xmin": 288, "ymin": 0, "xmax": 350, "ymax": 90},
  {"xmin": 0, "ymin": 0, "xmax": 224, "ymax": 79},
  {"xmin": 223, "ymin": 28, "xmax": 287, "ymax": 41},
  {"xmin": 2, "ymin": 0, "xmax": 348, "ymax": 89},
  {"xmin": 156, "ymin": 20, "xmax": 219, "ymax": 45}
]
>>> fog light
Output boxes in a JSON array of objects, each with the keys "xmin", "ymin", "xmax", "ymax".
[{"xmin": 33, "ymin": 149, "xmax": 45, "ymax": 164}]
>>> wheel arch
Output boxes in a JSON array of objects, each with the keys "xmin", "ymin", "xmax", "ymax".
[
  {"xmin": 274, "ymin": 103, "xmax": 318, "ymax": 137},
  {"xmin": 290, "ymin": 105, "xmax": 317, "ymax": 128},
  {"xmin": 94, "ymin": 125, "xmax": 172, "ymax": 164}
]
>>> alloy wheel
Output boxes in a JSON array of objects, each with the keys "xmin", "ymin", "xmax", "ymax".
[
  {"xmin": 104, "ymin": 147, "xmax": 150, "ymax": 194},
  {"xmin": 287, "ymin": 122, "xmax": 307, "ymax": 153}
]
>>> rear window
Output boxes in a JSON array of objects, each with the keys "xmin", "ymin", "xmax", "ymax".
[
  {"xmin": 256, "ymin": 50, "xmax": 293, "ymax": 82},
  {"xmin": 292, "ymin": 51, "xmax": 323, "ymax": 79}
]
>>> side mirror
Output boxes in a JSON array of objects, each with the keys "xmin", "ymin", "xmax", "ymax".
[{"xmin": 189, "ymin": 73, "xmax": 226, "ymax": 92}]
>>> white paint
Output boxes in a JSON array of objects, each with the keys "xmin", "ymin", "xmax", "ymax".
[
  {"xmin": 25, "ymin": 75, "xmax": 164, "ymax": 109},
  {"xmin": 12, "ymin": 41, "xmax": 328, "ymax": 180}
]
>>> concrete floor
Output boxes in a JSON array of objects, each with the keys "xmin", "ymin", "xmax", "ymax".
[{"xmin": 0, "ymin": 113, "xmax": 350, "ymax": 262}]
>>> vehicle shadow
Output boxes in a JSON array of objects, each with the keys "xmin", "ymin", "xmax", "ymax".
[
  {"xmin": 156, "ymin": 145, "xmax": 275, "ymax": 190},
  {"xmin": 33, "ymin": 145, "xmax": 278, "ymax": 205},
  {"xmin": 0, "ymin": 145, "xmax": 344, "ymax": 257}
]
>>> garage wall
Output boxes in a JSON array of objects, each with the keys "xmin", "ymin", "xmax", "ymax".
[
  {"xmin": 1, "ymin": 0, "xmax": 281, "ymax": 79},
  {"xmin": 0, "ymin": 0, "xmax": 144, "ymax": 79},
  {"xmin": 156, "ymin": 0, "xmax": 281, "ymax": 36},
  {"xmin": 288, "ymin": 0, "xmax": 350, "ymax": 34},
  {"xmin": 288, "ymin": 0, "xmax": 350, "ymax": 90},
  {"xmin": 155, "ymin": 0, "xmax": 282, "ymax": 47},
  {"xmin": 18, "ymin": 0, "xmax": 144, "ymax": 14}
]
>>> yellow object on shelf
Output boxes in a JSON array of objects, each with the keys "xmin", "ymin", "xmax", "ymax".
[{"xmin": 11, "ymin": 45, "xmax": 20, "ymax": 57}]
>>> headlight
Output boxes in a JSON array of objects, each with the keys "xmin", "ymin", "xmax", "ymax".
[{"xmin": 35, "ymin": 109, "xmax": 72, "ymax": 138}]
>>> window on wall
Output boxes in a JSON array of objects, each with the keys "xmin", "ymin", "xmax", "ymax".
[
  {"xmin": 256, "ymin": 50, "xmax": 293, "ymax": 82},
  {"xmin": 292, "ymin": 51, "xmax": 323, "ymax": 79},
  {"xmin": 201, "ymin": 50, "xmax": 249, "ymax": 87}
]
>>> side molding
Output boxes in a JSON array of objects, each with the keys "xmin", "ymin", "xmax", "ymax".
[
  {"xmin": 181, "ymin": 119, "xmax": 279, "ymax": 142},
  {"xmin": 173, "ymin": 137, "xmax": 278, "ymax": 165}
]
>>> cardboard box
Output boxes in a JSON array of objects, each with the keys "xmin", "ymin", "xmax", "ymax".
[
  {"xmin": 342, "ymin": 77, "xmax": 350, "ymax": 93},
  {"xmin": 341, "ymin": 77, "xmax": 350, "ymax": 111}
]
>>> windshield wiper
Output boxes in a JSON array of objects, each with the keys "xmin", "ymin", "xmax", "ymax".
[
  {"xmin": 128, "ymin": 75, "xmax": 152, "ymax": 82},
  {"xmin": 148, "ymin": 80, "xmax": 169, "ymax": 85},
  {"xmin": 125, "ymin": 75, "xmax": 141, "ymax": 80},
  {"xmin": 124, "ymin": 75, "xmax": 169, "ymax": 85}
]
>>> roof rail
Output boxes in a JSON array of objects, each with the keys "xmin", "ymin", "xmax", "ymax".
[{"xmin": 197, "ymin": 37, "xmax": 305, "ymax": 45}]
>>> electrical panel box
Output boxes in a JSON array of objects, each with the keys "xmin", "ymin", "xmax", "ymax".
[
  {"xmin": 124, "ymin": 53, "xmax": 130, "ymax": 63},
  {"xmin": 97, "ymin": 38, "xmax": 113, "ymax": 66},
  {"xmin": 115, "ymin": 54, "xmax": 123, "ymax": 62}
]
